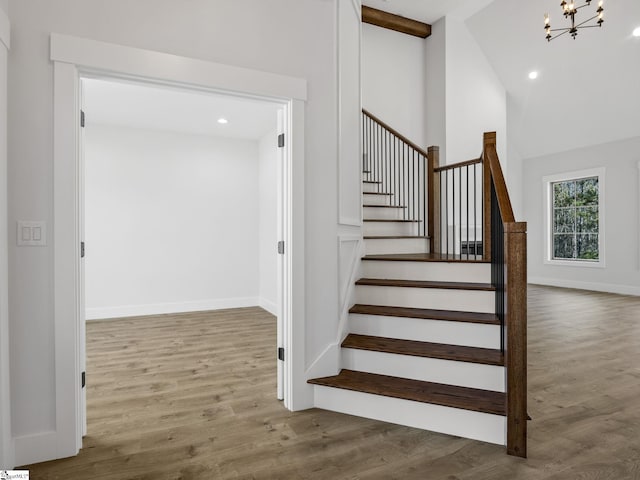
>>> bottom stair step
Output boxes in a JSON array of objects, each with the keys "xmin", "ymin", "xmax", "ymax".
[
  {"xmin": 309, "ymin": 370, "xmax": 506, "ymax": 445},
  {"xmin": 309, "ymin": 370, "xmax": 505, "ymax": 416}
]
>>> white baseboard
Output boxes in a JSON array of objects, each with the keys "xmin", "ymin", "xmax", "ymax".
[
  {"xmin": 258, "ymin": 297, "xmax": 279, "ymax": 316},
  {"xmin": 14, "ymin": 431, "xmax": 65, "ymax": 468},
  {"xmin": 529, "ymin": 277, "xmax": 640, "ymax": 296},
  {"xmin": 85, "ymin": 297, "xmax": 261, "ymax": 320}
]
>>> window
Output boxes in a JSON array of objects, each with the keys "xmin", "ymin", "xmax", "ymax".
[{"xmin": 543, "ymin": 168, "xmax": 604, "ymax": 267}]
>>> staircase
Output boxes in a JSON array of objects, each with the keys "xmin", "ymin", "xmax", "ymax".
[{"xmin": 308, "ymin": 111, "xmax": 528, "ymax": 457}]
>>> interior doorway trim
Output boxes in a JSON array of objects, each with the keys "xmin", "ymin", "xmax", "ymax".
[{"xmin": 44, "ymin": 33, "xmax": 307, "ymax": 465}]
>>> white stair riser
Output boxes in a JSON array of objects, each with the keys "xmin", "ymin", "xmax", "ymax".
[
  {"xmin": 313, "ymin": 386, "xmax": 506, "ymax": 446},
  {"xmin": 349, "ymin": 314, "xmax": 500, "ymax": 349},
  {"xmin": 362, "ymin": 260, "xmax": 491, "ymax": 283},
  {"xmin": 363, "ymin": 221, "xmax": 418, "ymax": 236},
  {"xmin": 355, "ymin": 285, "xmax": 495, "ymax": 313},
  {"xmin": 364, "ymin": 237, "xmax": 430, "ymax": 255},
  {"xmin": 362, "ymin": 193, "xmax": 391, "ymax": 206},
  {"xmin": 363, "ymin": 182, "xmax": 380, "ymax": 193},
  {"xmin": 342, "ymin": 349, "xmax": 505, "ymax": 392},
  {"xmin": 363, "ymin": 206, "xmax": 405, "ymax": 220}
]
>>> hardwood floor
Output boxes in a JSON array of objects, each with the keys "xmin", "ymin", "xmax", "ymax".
[{"xmin": 24, "ymin": 286, "xmax": 640, "ymax": 479}]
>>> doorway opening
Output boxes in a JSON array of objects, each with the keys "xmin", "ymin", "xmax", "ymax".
[{"xmin": 78, "ymin": 75, "xmax": 289, "ymax": 436}]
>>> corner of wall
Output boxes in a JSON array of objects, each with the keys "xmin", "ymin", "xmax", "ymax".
[{"xmin": 0, "ymin": 8, "xmax": 12, "ymax": 468}]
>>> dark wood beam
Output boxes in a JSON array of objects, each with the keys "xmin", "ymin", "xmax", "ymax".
[{"xmin": 362, "ymin": 6, "xmax": 431, "ymax": 38}]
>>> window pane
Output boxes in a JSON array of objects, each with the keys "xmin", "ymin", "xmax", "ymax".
[
  {"xmin": 553, "ymin": 181, "xmax": 575, "ymax": 208},
  {"xmin": 554, "ymin": 208, "xmax": 575, "ymax": 233},
  {"xmin": 553, "ymin": 234, "xmax": 575, "ymax": 259},
  {"xmin": 576, "ymin": 206, "xmax": 598, "ymax": 233},
  {"xmin": 576, "ymin": 234, "xmax": 599, "ymax": 260},
  {"xmin": 576, "ymin": 177, "xmax": 598, "ymax": 206}
]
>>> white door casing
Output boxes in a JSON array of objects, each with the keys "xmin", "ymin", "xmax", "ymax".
[{"xmin": 44, "ymin": 33, "xmax": 307, "ymax": 466}]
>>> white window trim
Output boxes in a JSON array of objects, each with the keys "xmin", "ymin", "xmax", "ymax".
[{"xmin": 542, "ymin": 167, "xmax": 605, "ymax": 268}]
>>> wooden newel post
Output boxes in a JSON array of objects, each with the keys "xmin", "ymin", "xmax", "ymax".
[
  {"xmin": 427, "ymin": 146, "xmax": 440, "ymax": 254},
  {"xmin": 482, "ymin": 132, "xmax": 496, "ymax": 261},
  {"xmin": 505, "ymin": 221, "xmax": 528, "ymax": 458}
]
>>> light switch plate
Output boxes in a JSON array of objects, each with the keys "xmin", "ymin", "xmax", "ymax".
[{"xmin": 17, "ymin": 221, "xmax": 47, "ymax": 246}]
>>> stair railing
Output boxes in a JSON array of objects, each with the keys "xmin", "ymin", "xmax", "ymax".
[
  {"xmin": 362, "ymin": 110, "xmax": 428, "ymax": 237},
  {"xmin": 428, "ymin": 133, "xmax": 527, "ymax": 458},
  {"xmin": 481, "ymin": 132, "xmax": 527, "ymax": 458},
  {"xmin": 427, "ymin": 148, "xmax": 484, "ymax": 258}
]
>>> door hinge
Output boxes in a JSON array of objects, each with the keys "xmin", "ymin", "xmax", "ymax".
[
  {"xmin": 277, "ymin": 347, "xmax": 285, "ymax": 361},
  {"xmin": 277, "ymin": 241, "xmax": 285, "ymax": 255},
  {"xmin": 81, "ymin": 371, "xmax": 86, "ymax": 388},
  {"xmin": 81, "ymin": 241, "xmax": 85, "ymax": 258},
  {"xmin": 80, "ymin": 110, "xmax": 85, "ymax": 128},
  {"xmin": 277, "ymin": 133, "xmax": 285, "ymax": 148}
]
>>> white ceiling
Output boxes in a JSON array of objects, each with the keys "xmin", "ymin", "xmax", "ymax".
[
  {"xmin": 82, "ymin": 78, "xmax": 281, "ymax": 140},
  {"xmin": 365, "ymin": 0, "xmax": 640, "ymax": 159},
  {"xmin": 467, "ymin": 0, "xmax": 640, "ymax": 158}
]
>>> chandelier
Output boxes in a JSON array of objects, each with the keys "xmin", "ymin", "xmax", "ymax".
[{"xmin": 544, "ymin": 0, "xmax": 604, "ymax": 41}]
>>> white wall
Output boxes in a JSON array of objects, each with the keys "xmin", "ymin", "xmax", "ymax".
[
  {"xmin": 506, "ymin": 95, "xmax": 524, "ymax": 220},
  {"xmin": 0, "ymin": 3, "xmax": 12, "ymax": 468},
  {"xmin": 425, "ymin": 18, "xmax": 446, "ymax": 159},
  {"xmin": 85, "ymin": 125, "xmax": 261, "ymax": 319},
  {"xmin": 258, "ymin": 130, "xmax": 278, "ymax": 316},
  {"xmin": 7, "ymin": 0, "xmax": 340, "ymax": 456},
  {"xmin": 444, "ymin": 16, "xmax": 506, "ymax": 166},
  {"xmin": 424, "ymin": 16, "xmax": 507, "ymax": 168},
  {"xmin": 362, "ymin": 23, "xmax": 426, "ymax": 147},
  {"xmin": 524, "ymin": 136, "xmax": 640, "ymax": 295}
]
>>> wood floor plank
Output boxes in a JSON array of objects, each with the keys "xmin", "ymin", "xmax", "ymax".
[{"xmin": 21, "ymin": 287, "xmax": 640, "ymax": 479}]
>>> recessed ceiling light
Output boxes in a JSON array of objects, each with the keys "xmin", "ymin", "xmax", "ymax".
[
  {"xmin": 633, "ymin": 27, "xmax": 640, "ymax": 37},
  {"xmin": 217, "ymin": 118, "xmax": 228, "ymax": 124},
  {"xmin": 528, "ymin": 71, "xmax": 539, "ymax": 80}
]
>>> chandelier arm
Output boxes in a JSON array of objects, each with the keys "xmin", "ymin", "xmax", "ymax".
[
  {"xmin": 577, "ymin": 24, "xmax": 603, "ymax": 29},
  {"xmin": 574, "ymin": 3, "xmax": 593, "ymax": 11},
  {"xmin": 573, "ymin": 14, "xmax": 599, "ymax": 28},
  {"xmin": 548, "ymin": 29, "xmax": 571, "ymax": 41}
]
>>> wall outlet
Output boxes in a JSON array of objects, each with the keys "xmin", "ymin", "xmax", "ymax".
[{"xmin": 17, "ymin": 221, "xmax": 47, "ymax": 246}]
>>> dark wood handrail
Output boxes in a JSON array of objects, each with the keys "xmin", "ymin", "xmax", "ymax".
[
  {"xmin": 433, "ymin": 157, "xmax": 482, "ymax": 173},
  {"xmin": 484, "ymin": 145, "xmax": 515, "ymax": 224},
  {"xmin": 362, "ymin": 109, "xmax": 429, "ymax": 158}
]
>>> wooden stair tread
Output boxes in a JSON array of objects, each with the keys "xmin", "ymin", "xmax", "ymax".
[
  {"xmin": 341, "ymin": 334, "xmax": 504, "ymax": 366},
  {"xmin": 363, "ymin": 235, "xmax": 430, "ymax": 239},
  {"xmin": 363, "ymin": 192, "xmax": 393, "ymax": 196},
  {"xmin": 363, "ymin": 219, "xmax": 421, "ymax": 223},
  {"xmin": 355, "ymin": 278, "xmax": 495, "ymax": 291},
  {"xmin": 362, "ymin": 205, "xmax": 407, "ymax": 209},
  {"xmin": 363, "ymin": 253, "xmax": 489, "ymax": 263},
  {"xmin": 363, "ymin": 180, "xmax": 382, "ymax": 184},
  {"xmin": 308, "ymin": 369, "xmax": 506, "ymax": 416},
  {"xmin": 349, "ymin": 304, "xmax": 500, "ymax": 325}
]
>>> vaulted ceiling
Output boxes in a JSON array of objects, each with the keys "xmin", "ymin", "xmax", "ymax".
[{"xmin": 363, "ymin": 0, "xmax": 640, "ymax": 159}]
